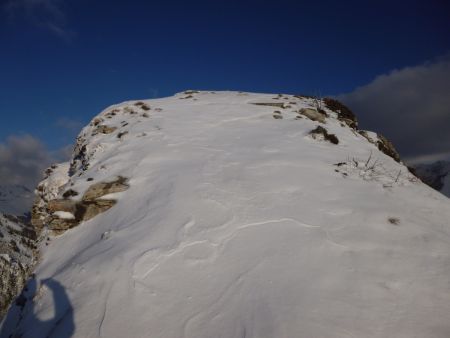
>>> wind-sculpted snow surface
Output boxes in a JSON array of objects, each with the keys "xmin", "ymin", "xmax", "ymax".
[{"xmin": 2, "ymin": 91, "xmax": 450, "ymax": 337}]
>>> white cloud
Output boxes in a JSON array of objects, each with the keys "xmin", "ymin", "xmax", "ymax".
[
  {"xmin": 55, "ymin": 117, "xmax": 83, "ymax": 132},
  {"xmin": 404, "ymin": 151, "xmax": 450, "ymax": 166},
  {"xmin": 3, "ymin": 0, "xmax": 73, "ymax": 40},
  {"xmin": 337, "ymin": 55, "xmax": 450, "ymax": 164},
  {"xmin": 0, "ymin": 134, "xmax": 71, "ymax": 189},
  {"xmin": 52, "ymin": 143, "xmax": 74, "ymax": 162}
]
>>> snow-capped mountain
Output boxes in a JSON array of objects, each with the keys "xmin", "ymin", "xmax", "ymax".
[
  {"xmin": 0, "ymin": 184, "xmax": 35, "ymax": 217},
  {"xmin": 2, "ymin": 91, "xmax": 450, "ymax": 338},
  {"xmin": 413, "ymin": 161, "xmax": 450, "ymax": 197}
]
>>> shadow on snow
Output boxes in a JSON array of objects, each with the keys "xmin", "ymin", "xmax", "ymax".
[{"xmin": 0, "ymin": 277, "xmax": 75, "ymax": 338}]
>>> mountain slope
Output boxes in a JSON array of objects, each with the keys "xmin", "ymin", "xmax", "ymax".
[
  {"xmin": 2, "ymin": 91, "xmax": 450, "ymax": 338},
  {"xmin": 0, "ymin": 185, "xmax": 35, "ymax": 217},
  {"xmin": 414, "ymin": 161, "xmax": 450, "ymax": 197},
  {"xmin": 0, "ymin": 213, "xmax": 36, "ymax": 320}
]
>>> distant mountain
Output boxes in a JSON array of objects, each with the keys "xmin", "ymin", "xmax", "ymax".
[
  {"xmin": 2, "ymin": 91, "xmax": 450, "ymax": 337},
  {"xmin": 413, "ymin": 161, "xmax": 450, "ymax": 197},
  {"xmin": 0, "ymin": 184, "xmax": 35, "ymax": 217}
]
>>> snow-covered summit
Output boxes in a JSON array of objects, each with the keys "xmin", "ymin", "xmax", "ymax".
[{"xmin": 2, "ymin": 91, "xmax": 450, "ymax": 338}]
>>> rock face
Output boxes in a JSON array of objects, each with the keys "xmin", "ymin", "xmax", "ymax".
[
  {"xmin": 299, "ymin": 107, "xmax": 327, "ymax": 123},
  {"xmin": 93, "ymin": 124, "xmax": 117, "ymax": 135},
  {"xmin": 251, "ymin": 102, "xmax": 288, "ymax": 108},
  {"xmin": 0, "ymin": 213, "xmax": 36, "ymax": 320},
  {"xmin": 376, "ymin": 134, "xmax": 401, "ymax": 162},
  {"xmin": 31, "ymin": 163, "xmax": 70, "ymax": 234},
  {"xmin": 46, "ymin": 176, "xmax": 129, "ymax": 234},
  {"xmin": 31, "ymin": 131, "xmax": 130, "ymax": 236},
  {"xmin": 359, "ymin": 130, "xmax": 401, "ymax": 162},
  {"xmin": 309, "ymin": 126, "xmax": 339, "ymax": 144},
  {"xmin": 323, "ymin": 97, "xmax": 358, "ymax": 129},
  {"xmin": 32, "ymin": 169, "xmax": 128, "ymax": 235}
]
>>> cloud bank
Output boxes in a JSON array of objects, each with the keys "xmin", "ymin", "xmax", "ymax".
[
  {"xmin": 0, "ymin": 134, "xmax": 71, "ymax": 190},
  {"xmin": 55, "ymin": 117, "xmax": 83, "ymax": 132},
  {"xmin": 337, "ymin": 55, "xmax": 450, "ymax": 164}
]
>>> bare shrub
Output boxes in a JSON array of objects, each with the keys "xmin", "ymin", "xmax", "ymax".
[
  {"xmin": 310, "ymin": 126, "xmax": 339, "ymax": 144},
  {"xmin": 333, "ymin": 152, "xmax": 418, "ymax": 186},
  {"xmin": 323, "ymin": 98, "xmax": 358, "ymax": 129}
]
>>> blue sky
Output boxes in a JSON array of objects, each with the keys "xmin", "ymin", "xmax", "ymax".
[{"xmin": 0, "ymin": 0, "xmax": 449, "ymax": 157}]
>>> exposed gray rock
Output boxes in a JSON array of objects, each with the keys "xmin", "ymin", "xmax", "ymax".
[
  {"xmin": 251, "ymin": 102, "xmax": 287, "ymax": 108},
  {"xmin": 32, "ymin": 163, "xmax": 70, "ymax": 235},
  {"xmin": 117, "ymin": 131, "xmax": 129, "ymax": 139},
  {"xmin": 377, "ymin": 134, "xmax": 401, "ymax": 162},
  {"xmin": 299, "ymin": 108, "xmax": 327, "ymax": 123},
  {"xmin": 323, "ymin": 98, "xmax": 358, "ymax": 129},
  {"xmin": 78, "ymin": 199, "xmax": 116, "ymax": 222},
  {"xmin": 135, "ymin": 102, "xmax": 151, "ymax": 111},
  {"xmin": 359, "ymin": 130, "xmax": 401, "ymax": 162},
  {"xmin": 43, "ymin": 176, "xmax": 129, "ymax": 235},
  {"xmin": 82, "ymin": 176, "xmax": 128, "ymax": 201},
  {"xmin": 90, "ymin": 117, "xmax": 104, "ymax": 126},
  {"xmin": 309, "ymin": 126, "xmax": 339, "ymax": 144},
  {"xmin": 70, "ymin": 135, "xmax": 89, "ymax": 176},
  {"xmin": 92, "ymin": 125, "xmax": 117, "ymax": 136},
  {"xmin": 273, "ymin": 111, "xmax": 283, "ymax": 119}
]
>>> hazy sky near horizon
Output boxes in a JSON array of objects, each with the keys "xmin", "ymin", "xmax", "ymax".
[{"xmin": 0, "ymin": 0, "xmax": 449, "ymax": 188}]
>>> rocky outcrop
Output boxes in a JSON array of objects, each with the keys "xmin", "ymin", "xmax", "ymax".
[
  {"xmin": 31, "ymin": 163, "xmax": 70, "ymax": 234},
  {"xmin": 0, "ymin": 213, "xmax": 37, "ymax": 320},
  {"xmin": 31, "ymin": 158, "xmax": 129, "ymax": 236},
  {"xmin": 44, "ymin": 176, "xmax": 129, "ymax": 235},
  {"xmin": 359, "ymin": 130, "xmax": 401, "ymax": 162},
  {"xmin": 309, "ymin": 126, "xmax": 339, "ymax": 144},
  {"xmin": 251, "ymin": 102, "xmax": 288, "ymax": 109},
  {"xmin": 69, "ymin": 135, "xmax": 89, "ymax": 176},
  {"xmin": 92, "ymin": 125, "xmax": 117, "ymax": 135},
  {"xmin": 32, "ymin": 108, "xmax": 133, "ymax": 237},
  {"xmin": 376, "ymin": 134, "xmax": 401, "ymax": 162},
  {"xmin": 323, "ymin": 98, "xmax": 358, "ymax": 129},
  {"xmin": 299, "ymin": 108, "xmax": 327, "ymax": 123}
]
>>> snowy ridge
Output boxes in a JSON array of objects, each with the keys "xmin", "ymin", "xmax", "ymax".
[{"xmin": 2, "ymin": 91, "xmax": 450, "ymax": 338}]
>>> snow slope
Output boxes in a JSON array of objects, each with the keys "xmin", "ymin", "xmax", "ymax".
[{"xmin": 2, "ymin": 91, "xmax": 450, "ymax": 338}]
